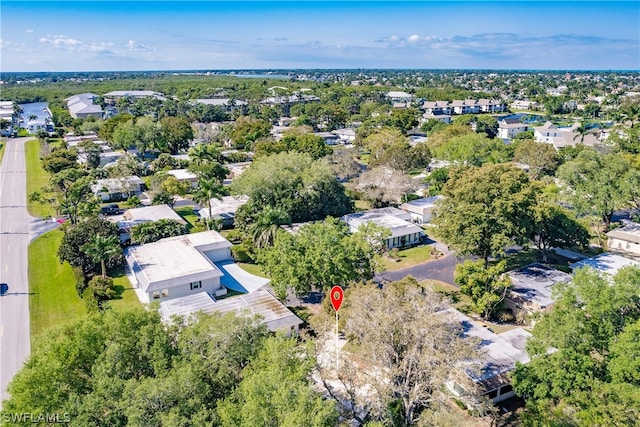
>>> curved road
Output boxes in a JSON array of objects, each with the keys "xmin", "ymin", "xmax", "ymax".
[{"xmin": 0, "ymin": 137, "xmax": 31, "ymax": 403}]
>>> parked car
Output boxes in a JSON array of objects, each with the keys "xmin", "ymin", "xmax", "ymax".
[{"xmin": 100, "ymin": 204, "xmax": 122, "ymax": 216}]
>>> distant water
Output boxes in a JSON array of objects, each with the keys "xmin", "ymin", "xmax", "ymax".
[{"xmin": 224, "ymin": 73, "xmax": 291, "ymax": 79}]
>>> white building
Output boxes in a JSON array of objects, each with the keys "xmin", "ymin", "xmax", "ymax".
[
  {"xmin": 113, "ymin": 204, "xmax": 186, "ymax": 242},
  {"xmin": 342, "ymin": 208, "xmax": 423, "ymax": 249},
  {"xmin": 167, "ymin": 169, "xmax": 199, "ymax": 188},
  {"xmin": 606, "ymin": 222, "xmax": 640, "ymax": 258},
  {"xmin": 331, "ymin": 128, "xmax": 356, "ymax": 143},
  {"xmin": 65, "ymin": 93, "xmax": 103, "ymax": 119},
  {"xmin": 400, "ymin": 196, "xmax": 444, "ymax": 224},
  {"xmin": 198, "ymin": 195, "xmax": 249, "ymax": 227},
  {"xmin": 91, "ymin": 175, "xmax": 145, "ymax": 201},
  {"xmin": 497, "ymin": 119, "xmax": 529, "ymax": 140},
  {"xmin": 125, "ymin": 231, "xmax": 234, "ymax": 303},
  {"xmin": 571, "ymin": 252, "xmax": 640, "ymax": 276}
]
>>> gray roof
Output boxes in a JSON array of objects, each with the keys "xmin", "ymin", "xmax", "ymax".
[
  {"xmin": 507, "ymin": 263, "xmax": 572, "ymax": 309},
  {"xmin": 160, "ymin": 290, "xmax": 302, "ymax": 332},
  {"xmin": 342, "ymin": 208, "xmax": 422, "ymax": 238},
  {"xmin": 401, "ymin": 196, "xmax": 444, "ymax": 214},
  {"xmin": 443, "ymin": 308, "xmax": 531, "ymax": 391},
  {"xmin": 607, "ymin": 221, "xmax": 640, "ymax": 244},
  {"xmin": 571, "ymin": 252, "xmax": 640, "ymax": 276},
  {"xmin": 122, "ymin": 204, "xmax": 185, "ymax": 224}
]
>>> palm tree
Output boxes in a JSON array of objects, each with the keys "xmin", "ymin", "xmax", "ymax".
[
  {"xmin": 249, "ymin": 207, "xmax": 291, "ymax": 249},
  {"xmin": 192, "ymin": 178, "xmax": 225, "ymax": 230},
  {"xmin": 573, "ymin": 121, "xmax": 591, "ymax": 144},
  {"xmin": 28, "ymin": 114, "xmax": 38, "ymax": 122},
  {"xmin": 83, "ymin": 235, "xmax": 121, "ymax": 278},
  {"xmin": 188, "ymin": 143, "xmax": 222, "ymax": 165}
]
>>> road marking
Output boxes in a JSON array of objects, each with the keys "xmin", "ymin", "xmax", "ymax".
[
  {"xmin": 0, "ymin": 324, "xmax": 3, "ymax": 337},
  {"xmin": 4, "ymin": 265, "xmax": 7, "ymax": 273}
]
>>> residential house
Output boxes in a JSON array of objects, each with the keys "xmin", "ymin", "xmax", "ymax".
[
  {"xmin": 314, "ymin": 132, "xmax": 340, "ymax": 145},
  {"xmin": 607, "ymin": 222, "xmax": 640, "ymax": 257},
  {"xmin": 511, "ymin": 100, "xmax": 539, "ymax": 110},
  {"xmin": 342, "ymin": 208, "xmax": 423, "ymax": 249},
  {"xmin": 571, "ymin": 252, "xmax": 640, "ymax": 277},
  {"xmin": 423, "ymin": 101, "xmax": 452, "ymax": 116},
  {"xmin": 331, "ymin": 128, "xmax": 356, "ymax": 143},
  {"xmin": 92, "ymin": 175, "xmax": 145, "ymax": 201},
  {"xmin": 505, "ymin": 263, "xmax": 572, "ymax": 324},
  {"xmin": 497, "ymin": 119, "xmax": 529, "ymax": 139},
  {"xmin": 112, "ymin": 204, "xmax": 186, "ymax": 242},
  {"xmin": 226, "ymin": 162, "xmax": 252, "ymax": 179},
  {"xmin": 167, "ymin": 169, "xmax": 199, "ymax": 188},
  {"xmin": 422, "ymin": 111, "xmax": 452, "ymax": 124},
  {"xmin": 125, "ymin": 231, "xmax": 233, "ymax": 303},
  {"xmin": 198, "ymin": 195, "xmax": 249, "ymax": 227},
  {"xmin": 534, "ymin": 121, "xmax": 600, "ymax": 149},
  {"xmin": 386, "ymin": 91, "xmax": 414, "ymax": 103},
  {"xmin": 159, "ymin": 289, "xmax": 303, "ymax": 335},
  {"xmin": 444, "ymin": 308, "xmax": 531, "ymax": 404},
  {"xmin": 401, "ymin": 196, "xmax": 444, "ymax": 224},
  {"xmin": 65, "ymin": 93, "xmax": 103, "ymax": 119}
]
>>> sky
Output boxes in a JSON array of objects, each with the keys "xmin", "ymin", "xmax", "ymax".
[{"xmin": 1, "ymin": 1, "xmax": 639, "ymax": 72}]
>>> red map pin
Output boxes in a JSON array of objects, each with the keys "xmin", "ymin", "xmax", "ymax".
[{"xmin": 330, "ymin": 286, "xmax": 344, "ymax": 312}]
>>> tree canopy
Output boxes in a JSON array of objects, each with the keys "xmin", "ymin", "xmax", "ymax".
[
  {"xmin": 432, "ymin": 163, "xmax": 538, "ymax": 266},
  {"xmin": 231, "ymin": 151, "xmax": 353, "ymax": 224},
  {"xmin": 257, "ymin": 218, "xmax": 389, "ymax": 298},
  {"xmin": 511, "ymin": 267, "xmax": 640, "ymax": 426}
]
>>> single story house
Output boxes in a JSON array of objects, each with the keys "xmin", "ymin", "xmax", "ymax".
[
  {"xmin": 401, "ymin": 196, "xmax": 444, "ymax": 224},
  {"xmin": 167, "ymin": 169, "xmax": 199, "ymax": 188},
  {"xmin": 314, "ymin": 132, "xmax": 340, "ymax": 145},
  {"xmin": 342, "ymin": 208, "xmax": 423, "ymax": 249},
  {"xmin": 198, "ymin": 195, "xmax": 249, "ymax": 227},
  {"xmin": 607, "ymin": 221, "xmax": 640, "ymax": 257},
  {"xmin": 125, "ymin": 231, "xmax": 232, "ymax": 303},
  {"xmin": 159, "ymin": 289, "xmax": 302, "ymax": 335},
  {"xmin": 571, "ymin": 252, "xmax": 640, "ymax": 277},
  {"xmin": 114, "ymin": 204, "xmax": 186, "ymax": 242},
  {"xmin": 444, "ymin": 308, "xmax": 531, "ymax": 404},
  {"xmin": 331, "ymin": 128, "xmax": 356, "ymax": 143},
  {"xmin": 226, "ymin": 162, "xmax": 252, "ymax": 179},
  {"xmin": 505, "ymin": 263, "xmax": 572, "ymax": 324},
  {"xmin": 92, "ymin": 175, "xmax": 145, "ymax": 201}
]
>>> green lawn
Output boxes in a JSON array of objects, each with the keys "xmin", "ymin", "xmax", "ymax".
[
  {"xmin": 237, "ymin": 262, "xmax": 269, "ymax": 278},
  {"xmin": 380, "ymin": 244, "xmax": 435, "ymax": 271},
  {"xmin": 29, "ymin": 230, "xmax": 140, "ymax": 343},
  {"xmin": 25, "ymin": 138, "xmax": 54, "ymax": 218},
  {"xmin": 174, "ymin": 206, "xmax": 201, "ymax": 231},
  {"xmin": 29, "ymin": 230, "xmax": 86, "ymax": 340}
]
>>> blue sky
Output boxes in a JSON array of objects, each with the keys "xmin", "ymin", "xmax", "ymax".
[{"xmin": 1, "ymin": 1, "xmax": 639, "ymax": 71}]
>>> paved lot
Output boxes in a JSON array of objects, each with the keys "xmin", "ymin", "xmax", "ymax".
[{"xmin": 374, "ymin": 251, "xmax": 461, "ymax": 285}]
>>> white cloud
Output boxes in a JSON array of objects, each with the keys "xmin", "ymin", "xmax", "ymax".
[
  {"xmin": 408, "ymin": 34, "xmax": 420, "ymax": 43},
  {"xmin": 39, "ymin": 35, "xmax": 82, "ymax": 46},
  {"xmin": 26, "ymin": 29, "xmax": 33, "ymax": 33},
  {"xmin": 127, "ymin": 40, "xmax": 153, "ymax": 52}
]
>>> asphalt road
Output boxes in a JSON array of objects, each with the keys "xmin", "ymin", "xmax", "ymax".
[{"xmin": 0, "ymin": 137, "xmax": 31, "ymax": 403}]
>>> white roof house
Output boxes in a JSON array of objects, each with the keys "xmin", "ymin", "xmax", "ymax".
[
  {"xmin": 401, "ymin": 196, "xmax": 444, "ymax": 224},
  {"xmin": 571, "ymin": 252, "xmax": 640, "ymax": 276},
  {"xmin": 444, "ymin": 308, "xmax": 531, "ymax": 404},
  {"xmin": 193, "ymin": 98, "xmax": 248, "ymax": 107},
  {"xmin": 386, "ymin": 91, "xmax": 414, "ymax": 102},
  {"xmin": 167, "ymin": 169, "xmax": 199, "ymax": 187},
  {"xmin": 534, "ymin": 121, "xmax": 600, "ymax": 149},
  {"xmin": 198, "ymin": 195, "xmax": 249, "ymax": 227},
  {"xmin": 113, "ymin": 204, "xmax": 186, "ymax": 242},
  {"xmin": 159, "ymin": 289, "xmax": 303, "ymax": 334},
  {"xmin": 91, "ymin": 175, "xmax": 145, "ymax": 201},
  {"xmin": 342, "ymin": 208, "xmax": 423, "ymax": 249},
  {"xmin": 607, "ymin": 221, "xmax": 640, "ymax": 258},
  {"xmin": 66, "ymin": 93, "xmax": 103, "ymax": 119}
]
